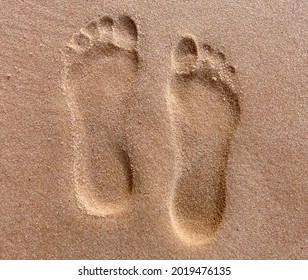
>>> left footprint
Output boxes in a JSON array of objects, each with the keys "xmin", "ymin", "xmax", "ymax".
[{"xmin": 62, "ymin": 16, "xmax": 139, "ymax": 216}]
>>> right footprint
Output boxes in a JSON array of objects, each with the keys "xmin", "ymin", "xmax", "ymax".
[{"xmin": 169, "ymin": 36, "xmax": 241, "ymax": 244}]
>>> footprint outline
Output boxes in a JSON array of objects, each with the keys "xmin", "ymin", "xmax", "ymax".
[
  {"xmin": 169, "ymin": 35, "xmax": 241, "ymax": 245},
  {"xmin": 62, "ymin": 15, "xmax": 139, "ymax": 217}
]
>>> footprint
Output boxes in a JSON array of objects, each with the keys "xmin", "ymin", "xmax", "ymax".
[
  {"xmin": 169, "ymin": 36, "xmax": 241, "ymax": 244},
  {"xmin": 62, "ymin": 16, "xmax": 138, "ymax": 216}
]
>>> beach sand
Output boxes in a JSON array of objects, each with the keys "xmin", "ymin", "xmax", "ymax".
[{"xmin": 0, "ymin": 0, "xmax": 307, "ymax": 259}]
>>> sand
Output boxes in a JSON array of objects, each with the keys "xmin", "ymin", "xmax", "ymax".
[{"xmin": 0, "ymin": 0, "xmax": 307, "ymax": 259}]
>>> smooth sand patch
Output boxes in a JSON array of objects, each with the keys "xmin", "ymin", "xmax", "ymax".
[{"xmin": 0, "ymin": 0, "xmax": 307, "ymax": 259}]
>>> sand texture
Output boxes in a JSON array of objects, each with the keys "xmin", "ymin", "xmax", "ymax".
[{"xmin": 0, "ymin": 0, "xmax": 307, "ymax": 259}]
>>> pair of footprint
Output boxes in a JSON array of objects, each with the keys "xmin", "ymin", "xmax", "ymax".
[{"xmin": 62, "ymin": 15, "xmax": 240, "ymax": 245}]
